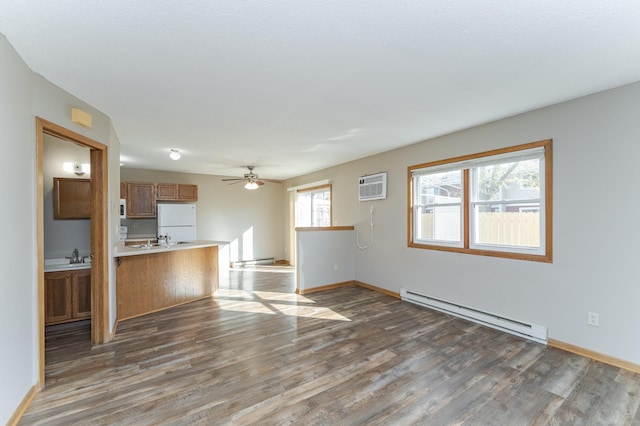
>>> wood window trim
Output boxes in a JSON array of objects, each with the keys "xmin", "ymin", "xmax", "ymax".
[
  {"xmin": 407, "ymin": 139, "xmax": 553, "ymax": 263},
  {"xmin": 296, "ymin": 183, "xmax": 331, "ymax": 193}
]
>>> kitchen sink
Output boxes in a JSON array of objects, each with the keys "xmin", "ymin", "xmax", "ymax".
[
  {"xmin": 129, "ymin": 243, "xmax": 161, "ymax": 249},
  {"xmin": 164, "ymin": 241, "xmax": 191, "ymax": 246},
  {"xmin": 128, "ymin": 241, "xmax": 192, "ymax": 249}
]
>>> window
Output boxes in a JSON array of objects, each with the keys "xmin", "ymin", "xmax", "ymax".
[
  {"xmin": 409, "ymin": 139, "xmax": 552, "ymax": 262},
  {"xmin": 295, "ymin": 185, "xmax": 332, "ymax": 227},
  {"xmin": 415, "ymin": 169, "xmax": 463, "ymax": 245}
]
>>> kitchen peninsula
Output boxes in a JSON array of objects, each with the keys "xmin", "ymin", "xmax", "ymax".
[{"xmin": 114, "ymin": 240, "xmax": 227, "ymax": 321}]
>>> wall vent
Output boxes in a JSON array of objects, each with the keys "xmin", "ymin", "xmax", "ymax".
[
  {"xmin": 400, "ymin": 288, "xmax": 548, "ymax": 345},
  {"xmin": 358, "ymin": 172, "xmax": 387, "ymax": 201}
]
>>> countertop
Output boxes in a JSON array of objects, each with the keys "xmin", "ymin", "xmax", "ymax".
[
  {"xmin": 114, "ymin": 240, "xmax": 228, "ymax": 257},
  {"xmin": 45, "ymin": 258, "xmax": 92, "ymax": 273}
]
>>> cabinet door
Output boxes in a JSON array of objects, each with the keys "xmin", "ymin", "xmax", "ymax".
[
  {"xmin": 126, "ymin": 182, "xmax": 156, "ymax": 218},
  {"xmin": 72, "ymin": 270, "xmax": 92, "ymax": 319},
  {"xmin": 53, "ymin": 178, "xmax": 91, "ymax": 219},
  {"xmin": 120, "ymin": 182, "xmax": 127, "ymax": 199},
  {"xmin": 156, "ymin": 183, "xmax": 178, "ymax": 200},
  {"xmin": 177, "ymin": 184, "xmax": 198, "ymax": 201},
  {"xmin": 45, "ymin": 272, "xmax": 72, "ymax": 325}
]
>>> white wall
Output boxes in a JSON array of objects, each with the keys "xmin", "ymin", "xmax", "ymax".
[
  {"xmin": 0, "ymin": 33, "xmax": 37, "ymax": 426},
  {"xmin": 120, "ymin": 168, "xmax": 285, "ymax": 262},
  {"xmin": 296, "ymin": 229, "xmax": 355, "ymax": 292},
  {"xmin": 0, "ymin": 34, "xmax": 119, "ymax": 424},
  {"xmin": 284, "ymin": 81, "xmax": 640, "ymax": 366},
  {"xmin": 43, "ymin": 134, "xmax": 91, "ymax": 259}
]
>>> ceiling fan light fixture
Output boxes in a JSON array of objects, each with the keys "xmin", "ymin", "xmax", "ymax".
[
  {"xmin": 169, "ymin": 149, "xmax": 181, "ymax": 160},
  {"xmin": 244, "ymin": 181, "xmax": 259, "ymax": 190}
]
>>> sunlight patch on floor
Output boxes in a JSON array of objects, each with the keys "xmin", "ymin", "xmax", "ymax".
[
  {"xmin": 252, "ymin": 290, "xmax": 315, "ymax": 303},
  {"xmin": 215, "ymin": 289, "xmax": 350, "ymax": 321},
  {"xmin": 271, "ymin": 303, "xmax": 351, "ymax": 321},
  {"xmin": 215, "ymin": 299, "xmax": 277, "ymax": 315}
]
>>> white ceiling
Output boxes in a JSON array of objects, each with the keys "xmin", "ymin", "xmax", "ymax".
[{"xmin": 2, "ymin": 1, "xmax": 640, "ymax": 180}]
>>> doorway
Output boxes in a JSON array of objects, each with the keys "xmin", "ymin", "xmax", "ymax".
[{"xmin": 36, "ymin": 117, "xmax": 110, "ymax": 385}]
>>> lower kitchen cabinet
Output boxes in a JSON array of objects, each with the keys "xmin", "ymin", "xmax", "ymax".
[{"xmin": 45, "ymin": 269, "xmax": 91, "ymax": 325}]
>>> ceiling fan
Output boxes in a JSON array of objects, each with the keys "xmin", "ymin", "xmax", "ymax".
[{"xmin": 221, "ymin": 166, "xmax": 280, "ymax": 190}]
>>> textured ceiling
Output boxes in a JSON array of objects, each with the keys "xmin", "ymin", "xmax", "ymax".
[{"xmin": 2, "ymin": 1, "xmax": 640, "ymax": 180}]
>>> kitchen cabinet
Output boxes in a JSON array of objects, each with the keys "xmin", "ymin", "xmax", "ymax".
[
  {"xmin": 121, "ymin": 181, "xmax": 198, "ymax": 217},
  {"xmin": 116, "ymin": 245, "xmax": 218, "ymax": 321},
  {"xmin": 71, "ymin": 270, "xmax": 92, "ymax": 320},
  {"xmin": 125, "ymin": 182, "xmax": 157, "ymax": 218},
  {"xmin": 53, "ymin": 177, "xmax": 90, "ymax": 219},
  {"xmin": 45, "ymin": 271, "xmax": 72, "ymax": 324},
  {"xmin": 156, "ymin": 183, "xmax": 198, "ymax": 201},
  {"xmin": 45, "ymin": 269, "xmax": 91, "ymax": 325}
]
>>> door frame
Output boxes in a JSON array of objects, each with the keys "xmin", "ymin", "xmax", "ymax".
[{"xmin": 36, "ymin": 117, "xmax": 111, "ymax": 385}]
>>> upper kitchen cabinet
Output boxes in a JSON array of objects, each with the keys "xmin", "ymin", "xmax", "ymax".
[
  {"xmin": 156, "ymin": 183, "xmax": 198, "ymax": 202},
  {"xmin": 53, "ymin": 177, "xmax": 90, "ymax": 219},
  {"xmin": 125, "ymin": 182, "xmax": 157, "ymax": 218}
]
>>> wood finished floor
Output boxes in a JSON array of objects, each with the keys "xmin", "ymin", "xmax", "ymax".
[{"xmin": 22, "ymin": 266, "xmax": 640, "ymax": 425}]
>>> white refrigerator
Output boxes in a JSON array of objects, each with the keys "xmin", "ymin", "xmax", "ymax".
[{"xmin": 157, "ymin": 203, "xmax": 197, "ymax": 242}]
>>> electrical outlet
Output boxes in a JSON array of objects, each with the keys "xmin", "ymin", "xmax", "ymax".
[
  {"xmin": 133, "ymin": 222, "xmax": 139, "ymax": 229},
  {"xmin": 588, "ymin": 312, "xmax": 600, "ymax": 327}
]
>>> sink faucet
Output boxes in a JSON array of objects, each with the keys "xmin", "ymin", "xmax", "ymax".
[{"xmin": 67, "ymin": 248, "xmax": 81, "ymax": 264}]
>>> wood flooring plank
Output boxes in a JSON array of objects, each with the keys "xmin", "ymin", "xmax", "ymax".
[
  {"xmin": 552, "ymin": 361, "xmax": 640, "ymax": 425},
  {"xmin": 19, "ymin": 266, "xmax": 640, "ymax": 425}
]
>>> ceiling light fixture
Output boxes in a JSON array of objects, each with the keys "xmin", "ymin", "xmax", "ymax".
[
  {"xmin": 244, "ymin": 181, "xmax": 259, "ymax": 190},
  {"xmin": 169, "ymin": 149, "xmax": 181, "ymax": 160}
]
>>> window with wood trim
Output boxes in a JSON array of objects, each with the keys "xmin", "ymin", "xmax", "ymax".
[
  {"xmin": 409, "ymin": 139, "xmax": 552, "ymax": 262},
  {"xmin": 295, "ymin": 185, "xmax": 332, "ymax": 227}
]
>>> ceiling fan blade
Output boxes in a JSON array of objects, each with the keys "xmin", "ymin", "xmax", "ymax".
[{"xmin": 221, "ymin": 166, "xmax": 279, "ymax": 187}]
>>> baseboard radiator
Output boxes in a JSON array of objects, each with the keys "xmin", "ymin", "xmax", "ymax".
[
  {"xmin": 232, "ymin": 258, "xmax": 274, "ymax": 267},
  {"xmin": 400, "ymin": 288, "xmax": 548, "ymax": 345}
]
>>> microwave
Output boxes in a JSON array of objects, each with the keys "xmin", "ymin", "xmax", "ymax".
[{"xmin": 119, "ymin": 199, "xmax": 126, "ymax": 219}]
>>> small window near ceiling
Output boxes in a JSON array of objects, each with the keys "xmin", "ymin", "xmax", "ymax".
[
  {"xmin": 296, "ymin": 185, "xmax": 332, "ymax": 227},
  {"xmin": 409, "ymin": 139, "xmax": 552, "ymax": 262}
]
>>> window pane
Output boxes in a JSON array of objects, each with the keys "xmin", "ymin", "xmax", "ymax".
[
  {"xmin": 473, "ymin": 204, "xmax": 540, "ymax": 248},
  {"xmin": 296, "ymin": 187, "xmax": 331, "ymax": 227},
  {"xmin": 296, "ymin": 193, "xmax": 311, "ymax": 227},
  {"xmin": 416, "ymin": 205, "xmax": 461, "ymax": 242},
  {"xmin": 312, "ymin": 190, "xmax": 331, "ymax": 226},
  {"xmin": 417, "ymin": 170, "xmax": 462, "ymax": 205},
  {"xmin": 475, "ymin": 159, "xmax": 540, "ymax": 202}
]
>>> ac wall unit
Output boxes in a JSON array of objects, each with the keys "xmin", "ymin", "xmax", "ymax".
[{"xmin": 359, "ymin": 172, "xmax": 387, "ymax": 201}]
